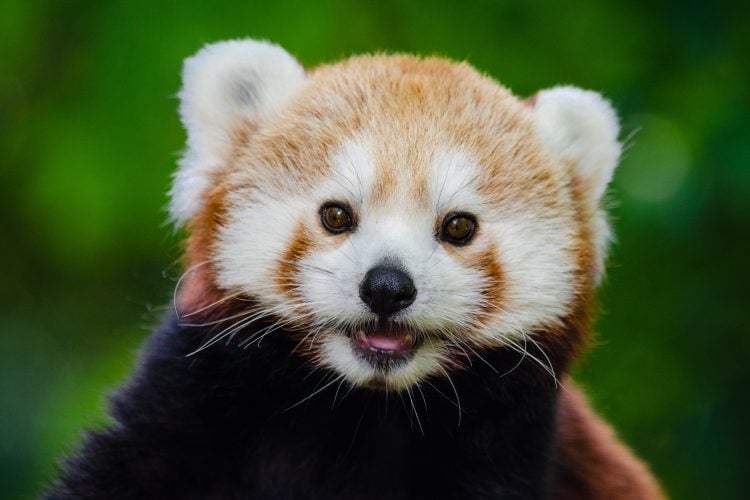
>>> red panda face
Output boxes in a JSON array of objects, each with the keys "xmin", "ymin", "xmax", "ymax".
[{"xmin": 173, "ymin": 41, "xmax": 621, "ymax": 391}]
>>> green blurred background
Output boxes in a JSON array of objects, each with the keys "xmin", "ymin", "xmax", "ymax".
[{"xmin": 2, "ymin": 0, "xmax": 748, "ymax": 498}]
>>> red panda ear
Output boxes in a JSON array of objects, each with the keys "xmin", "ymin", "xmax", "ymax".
[
  {"xmin": 529, "ymin": 86, "xmax": 621, "ymax": 283},
  {"xmin": 170, "ymin": 39, "xmax": 306, "ymax": 225},
  {"xmin": 529, "ymin": 86, "xmax": 621, "ymax": 211}
]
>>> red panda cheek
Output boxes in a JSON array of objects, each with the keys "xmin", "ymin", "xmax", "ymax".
[
  {"xmin": 276, "ymin": 222, "xmax": 315, "ymax": 300},
  {"xmin": 473, "ymin": 246, "xmax": 505, "ymax": 327},
  {"xmin": 449, "ymin": 242, "xmax": 505, "ymax": 332}
]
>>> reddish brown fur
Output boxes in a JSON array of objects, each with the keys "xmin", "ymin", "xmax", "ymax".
[
  {"xmin": 449, "ymin": 241, "xmax": 506, "ymax": 346},
  {"xmin": 277, "ymin": 223, "xmax": 315, "ymax": 299},
  {"xmin": 553, "ymin": 382, "xmax": 666, "ymax": 499},
  {"xmin": 179, "ymin": 182, "xmax": 230, "ymax": 317}
]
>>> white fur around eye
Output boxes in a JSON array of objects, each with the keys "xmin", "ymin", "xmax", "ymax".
[
  {"xmin": 430, "ymin": 149, "xmax": 486, "ymax": 214},
  {"xmin": 426, "ymin": 149, "xmax": 580, "ymax": 342}
]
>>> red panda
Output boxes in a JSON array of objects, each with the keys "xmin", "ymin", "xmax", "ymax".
[{"xmin": 46, "ymin": 39, "xmax": 664, "ymax": 499}]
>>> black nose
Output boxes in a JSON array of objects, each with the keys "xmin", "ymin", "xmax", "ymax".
[{"xmin": 359, "ymin": 265, "xmax": 417, "ymax": 317}]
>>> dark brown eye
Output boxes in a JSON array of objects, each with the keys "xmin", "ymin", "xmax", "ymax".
[
  {"xmin": 440, "ymin": 213, "xmax": 477, "ymax": 245},
  {"xmin": 320, "ymin": 203, "xmax": 354, "ymax": 234}
]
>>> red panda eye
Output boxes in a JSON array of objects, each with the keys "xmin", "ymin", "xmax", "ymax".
[
  {"xmin": 440, "ymin": 213, "xmax": 477, "ymax": 245},
  {"xmin": 320, "ymin": 203, "xmax": 354, "ymax": 234}
]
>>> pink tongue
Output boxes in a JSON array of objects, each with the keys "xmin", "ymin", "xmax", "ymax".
[
  {"xmin": 367, "ymin": 334, "xmax": 407, "ymax": 351},
  {"xmin": 355, "ymin": 330, "xmax": 414, "ymax": 353}
]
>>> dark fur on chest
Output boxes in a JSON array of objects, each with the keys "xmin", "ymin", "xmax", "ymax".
[{"xmin": 45, "ymin": 314, "xmax": 563, "ymax": 500}]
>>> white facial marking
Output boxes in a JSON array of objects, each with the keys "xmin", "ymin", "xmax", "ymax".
[
  {"xmin": 214, "ymin": 137, "xmax": 580, "ymax": 391},
  {"xmin": 215, "ymin": 185, "xmax": 306, "ymax": 310},
  {"xmin": 431, "ymin": 149, "xmax": 486, "ymax": 214},
  {"xmin": 481, "ymin": 211, "xmax": 578, "ymax": 339}
]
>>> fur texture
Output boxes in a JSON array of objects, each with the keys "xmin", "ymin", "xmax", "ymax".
[
  {"xmin": 46, "ymin": 315, "xmax": 661, "ymax": 499},
  {"xmin": 46, "ymin": 39, "xmax": 664, "ymax": 499}
]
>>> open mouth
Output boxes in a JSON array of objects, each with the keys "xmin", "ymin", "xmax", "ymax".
[{"xmin": 349, "ymin": 321, "xmax": 421, "ymax": 367}]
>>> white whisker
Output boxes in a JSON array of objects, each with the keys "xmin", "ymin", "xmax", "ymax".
[{"xmin": 283, "ymin": 374, "xmax": 344, "ymax": 413}]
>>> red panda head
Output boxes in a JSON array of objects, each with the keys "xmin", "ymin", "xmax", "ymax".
[{"xmin": 172, "ymin": 40, "xmax": 621, "ymax": 391}]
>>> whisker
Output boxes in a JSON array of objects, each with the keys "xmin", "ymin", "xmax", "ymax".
[
  {"xmin": 505, "ymin": 337, "xmax": 560, "ymax": 388},
  {"xmin": 406, "ymin": 387, "xmax": 424, "ymax": 435},
  {"xmin": 283, "ymin": 374, "xmax": 344, "ymax": 413},
  {"xmin": 457, "ymin": 339, "xmax": 498, "ymax": 374},
  {"xmin": 331, "ymin": 377, "xmax": 348, "ymax": 410},
  {"xmin": 496, "ymin": 333, "xmax": 528, "ymax": 378},
  {"xmin": 416, "ymin": 383, "xmax": 430, "ymax": 419},
  {"xmin": 186, "ymin": 309, "xmax": 275, "ymax": 356},
  {"xmin": 434, "ymin": 358, "xmax": 462, "ymax": 428},
  {"xmin": 179, "ymin": 308, "xmax": 255, "ymax": 327},
  {"xmin": 525, "ymin": 333, "xmax": 560, "ymax": 388},
  {"xmin": 179, "ymin": 291, "xmax": 245, "ymax": 319}
]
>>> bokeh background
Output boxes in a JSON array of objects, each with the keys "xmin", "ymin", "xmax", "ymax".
[{"xmin": 2, "ymin": 0, "xmax": 748, "ymax": 498}]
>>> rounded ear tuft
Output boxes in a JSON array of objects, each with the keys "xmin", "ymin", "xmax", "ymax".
[
  {"xmin": 169, "ymin": 39, "xmax": 306, "ymax": 225},
  {"xmin": 531, "ymin": 86, "xmax": 621, "ymax": 206}
]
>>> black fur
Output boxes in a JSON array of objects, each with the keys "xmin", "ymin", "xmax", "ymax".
[{"xmin": 45, "ymin": 314, "xmax": 562, "ymax": 499}]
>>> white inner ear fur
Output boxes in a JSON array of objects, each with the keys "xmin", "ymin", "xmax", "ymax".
[
  {"xmin": 532, "ymin": 86, "xmax": 621, "ymax": 282},
  {"xmin": 170, "ymin": 39, "xmax": 306, "ymax": 224},
  {"xmin": 532, "ymin": 86, "xmax": 621, "ymax": 204}
]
